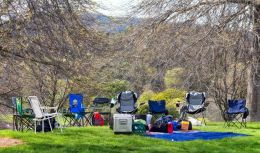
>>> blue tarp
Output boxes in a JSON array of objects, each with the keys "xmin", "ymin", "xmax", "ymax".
[{"xmin": 146, "ymin": 131, "xmax": 248, "ymax": 142}]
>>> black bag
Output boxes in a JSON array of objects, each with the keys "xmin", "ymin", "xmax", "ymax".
[
  {"xmin": 36, "ymin": 118, "xmax": 56, "ymax": 132},
  {"xmin": 151, "ymin": 115, "xmax": 173, "ymax": 133}
]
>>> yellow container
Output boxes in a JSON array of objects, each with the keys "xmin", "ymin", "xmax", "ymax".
[{"xmin": 181, "ymin": 121, "xmax": 189, "ymax": 131}]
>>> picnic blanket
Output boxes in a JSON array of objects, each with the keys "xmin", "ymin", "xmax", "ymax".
[{"xmin": 146, "ymin": 131, "xmax": 248, "ymax": 142}]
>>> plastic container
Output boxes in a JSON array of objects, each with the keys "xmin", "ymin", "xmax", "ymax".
[
  {"xmin": 146, "ymin": 114, "xmax": 152, "ymax": 125},
  {"xmin": 167, "ymin": 122, "xmax": 173, "ymax": 133},
  {"xmin": 172, "ymin": 121, "xmax": 179, "ymax": 131},
  {"xmin": 181, "ymin": 121, "xmax": 189, "ymax": 131}
]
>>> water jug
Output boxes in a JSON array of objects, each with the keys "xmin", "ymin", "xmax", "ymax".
[{"xmin": 167, "ymin": 122, "xmax": 173, "ymax": 133}]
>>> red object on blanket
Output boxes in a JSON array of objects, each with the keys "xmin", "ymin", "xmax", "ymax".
[{"xmin": 167, "ymin": 122, "xmax": 173, "ymax": 133}]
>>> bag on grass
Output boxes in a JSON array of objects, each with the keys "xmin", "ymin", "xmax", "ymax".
[
  {"xmin": 36, "ymin": 118, "xmax": 56, "ymax": 132},
  {"xmin": 151, "ymin": 115, "xmax": 173, "ymax": 133},
  {"xmin": 132, "ymin": 119, "xmax": 147, "ymax": 134},
  {"xmin": 92, "ymin": 112, "xmax": 104, "ymax": 126}
]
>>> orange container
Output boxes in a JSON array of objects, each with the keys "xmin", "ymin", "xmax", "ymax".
[{"xmin": 181, "ymin": 121, "xmax": 189, "ymax": 131}]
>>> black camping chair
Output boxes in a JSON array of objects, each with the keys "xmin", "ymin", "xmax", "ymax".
[
  {"xmin": 116, "ymin": 91, "xmax": 138, "ymax": 114},
  {"xmin": 90, "ymin": 97, "xmax": 111, "ymax": 125},
  {"xmin": 224, "ymin": 99, "xmax": 249, "ymax": 128},
  {"xmin": 179, "ymin": 91, "xmax": 207, "ymax": 125}
]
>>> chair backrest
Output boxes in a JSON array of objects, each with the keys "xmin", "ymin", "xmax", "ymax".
[
  {"xmin": 227, "ymin": 99, "xmax": 246, "ymax": 113},
  {"xmin": 16, "ymin": 98, "xmax": 23, "ymax": 115},
  {"xmin": 118, "ymin": 91, "xmax": 137, "ymax": 113},
  {"xmin": 11, "ymin": 97, "xmax": 17, "ymax": 108},
  {"xmin": 148, "ymin": 100, "xmax": 166, "ymax": 114},
  {"xmin": 92, "ymin": 97, "xmax": 111, "ymax": 113},
  {"xmin": 28, "ymin": 96, "xmax": 43, "ymax": 118},
  {"xmin": 12, "ymin": 97, "xmax": 23, "ymax": 115},
  {"xmin": 93, "ymin": 97, "xmax": 111, "ymax": 105},
  {"xmin": 186, "ymin": 91, "xmax": 205, "ymax": 105},
  {"xmin": 69, "ymin": 94, "xmax": 85, "ymax": 113}
]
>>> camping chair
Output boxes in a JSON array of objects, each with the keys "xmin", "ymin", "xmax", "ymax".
[
  {"xmin": 148, "ymin": 100, "xmax": 167, "ymax": 123},
  {"xmin": 28, "ymin": 96, "xmax": 62, "ymax": 133},
  {"xmin": 179, "ymin": 91, "xmax": 207, "ymax": 125},
  {"xmin": 11, "ymin": 97, "xmax": 34, "ymax": 131},
  {"xmin": 90, "ymin": 97, "xmax": 111, "ymax": 125},
  {"xmin": 116, "ymin": 91, "xmax": 138, "ymax": 114},
  {"xmin": 66, "ymin": 94, "xmax": 91, "ymax": 126},
  {"xmin": 224, "ymin": 99, "xmax": 249, "ymax": 128}
]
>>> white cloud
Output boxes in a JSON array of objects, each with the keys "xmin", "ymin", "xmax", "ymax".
[{"xmin": 95, "ymin": 0, "xmax": 138, "ymax": 17}]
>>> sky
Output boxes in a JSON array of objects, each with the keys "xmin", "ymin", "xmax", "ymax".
[{"xmin": 95, "ymin": 0, "xmax": 138, "ymax": 17}]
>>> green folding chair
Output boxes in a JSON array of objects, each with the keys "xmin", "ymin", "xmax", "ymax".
[{"xmin": 12, "ymin": 97, "xmax": 34, "ymax": 131}]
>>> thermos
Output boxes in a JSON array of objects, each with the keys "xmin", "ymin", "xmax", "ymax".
[
  {"xmin": 146, "ymin": 114, "xmax": 152, "ymax": 125},
  {"xmin": 167, "ymin": 122, "xmax": 173, "ymax": 133}
]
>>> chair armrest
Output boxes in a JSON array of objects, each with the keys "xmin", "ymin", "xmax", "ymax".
[
  {"xmin": 176, "ymin": 102, "xmax": 185, "ymax": 108},
  {"xmin": 41, "ymin": 106, "xmax": 58, "ymax": 110}
]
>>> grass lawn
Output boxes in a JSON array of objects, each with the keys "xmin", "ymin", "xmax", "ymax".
[{"xmin": 0, "ymin": 122, "xmax": 259, "ymax": 153}]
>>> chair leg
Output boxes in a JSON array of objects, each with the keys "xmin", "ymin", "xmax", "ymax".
[
  {"xmin": 57, "ymin": 114, "xmax": 63, "ymax": 133},
  {"xmin": 42, "ymin": 120, "xmax": 44, "ymax": 133},
  {"xmin": 202, "ymin": 112, "xmax": 206, "ymax": 125},
  {"xmin": 48, "ymin": 118, "xmax": 53, "ymax": 132},
  {"xmin": 35, "ymin": 120, "xmax": 37, "ymax": 134}
]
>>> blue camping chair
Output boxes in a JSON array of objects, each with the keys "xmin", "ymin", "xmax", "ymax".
[
  {"xmin": 69, "ymin": 94, "xmax": 85, "ymax": 114},
  {"xmin": 63, "ymin": 94, "xmax": 91, "ymax": 126},
  {"xmin": 148, "ymin": 100, "xmax": 168, "ymax": 123},
  {"xmin": 148, "ymin": 100, "xmax": 167, "ymax": 114},
  {"xmin": 225, "ymin": 99, "xmax": 249, "ymax": 128}
]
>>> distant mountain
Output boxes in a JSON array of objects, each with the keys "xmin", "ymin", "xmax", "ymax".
[{"xmin": 81, "ymin": 13, "xmax": 141, "ymax": 33}]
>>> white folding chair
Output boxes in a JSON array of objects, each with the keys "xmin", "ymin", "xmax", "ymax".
[{"xmin": 28, "ymin": 96, "xmax": 63, "ymax": 133}]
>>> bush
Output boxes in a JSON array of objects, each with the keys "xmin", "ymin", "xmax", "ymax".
[
  {"xmin": 137, "ymin": 90, "xmax": 154, "ymax": 114},
  {"xmin": 101, "ymin": 80, "xmax": 130, "ymax": 98}
]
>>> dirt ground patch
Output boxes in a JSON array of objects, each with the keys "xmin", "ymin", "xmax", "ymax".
[{"xmin": 0, "ymin": 137, "xmax": 23, "ymax": 148}]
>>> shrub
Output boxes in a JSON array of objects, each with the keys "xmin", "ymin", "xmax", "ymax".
[{"xmin": 102, "ymin": 80, "xmax": 130, "ymax": 98}]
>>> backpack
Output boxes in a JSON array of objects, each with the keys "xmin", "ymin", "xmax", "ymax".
[
  {"xmin": 151, "ymin": 115, "xmax": 173, "ymax": 133},
  {"xmin": 92, "ymin": 112, "xmax": 104, "ymax": 126},
  {"xmin": 36, "ymin": 118, "xmax": 56, "ymax": 132}
]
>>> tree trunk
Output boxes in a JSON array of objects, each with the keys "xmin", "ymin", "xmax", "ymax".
[
  {"xmin": 246, "ymin": 5, "xmax": 260, "ymax": 121},
  {"xmin": 151, "ymin": 63, "xmax": 166, "ymax": 92}
]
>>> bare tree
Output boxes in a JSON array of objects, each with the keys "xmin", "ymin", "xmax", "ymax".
[
  {"xmin": 0, "ymin": 0, "xmax": 105, "ymax": 108},
  {"xmin": 133, "ymin": 0, "xmax": 260, "ymax": 120}
]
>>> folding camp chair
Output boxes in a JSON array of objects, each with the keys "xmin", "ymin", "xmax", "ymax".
[
  {"xmin": 224, "ymin": 99, "xmax": 249, "ymax": 128},
  {"xmin": 179, "ymin": 91, "xmax": 207, "ymax": 125},
  {"xmin": 90, "ymin": 97, "xmax": 111, "ymax": 125},
  {"xmin": 65, "ymin": 94, "xmax": 91, "ymax": 126},
  {"xmin": 116, "ymin": 91, "xmax": 138, "ymax": 114},
  {"xmin": 148, "ymin": 100, "xmax": 167, "ymax": 122},
  {"xmin": 12, "ymin": 97, "xmax": 34, "ymax": 131},
  {"xmin": 28, "ymin": 96, "xmax": 62, "ymax": 133},
  {"xmin": 109, "ymin": 91, "xmax": 143, "ymax": 128}
]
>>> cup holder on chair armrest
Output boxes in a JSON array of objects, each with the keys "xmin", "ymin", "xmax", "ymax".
[{"xmin": 204, "ymin": 103, "xmax": 209, "ymax": 107}]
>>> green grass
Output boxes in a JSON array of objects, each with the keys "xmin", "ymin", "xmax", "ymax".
[{"xmin": 0, "ymin": 122, "xmax": 260, "ymax": 153}]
